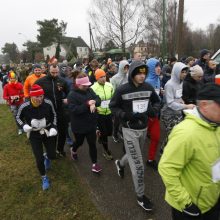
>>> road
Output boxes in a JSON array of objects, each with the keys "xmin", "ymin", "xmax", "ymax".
[{"xmin": 67, "ymin": 127, "xmax": 171, "ymax": 220}]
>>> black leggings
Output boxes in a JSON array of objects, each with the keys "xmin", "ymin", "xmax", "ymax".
[
  {"xmin": 29, "ymin": 134, "xmax": 56, "ymax": 176},
  {"xmin": 172, "ymin": 202, "xmax": 220, "ymax": 220},
  {"xmin": 72, "ymin": 131, "xmax": 97, "ymax": 164}
]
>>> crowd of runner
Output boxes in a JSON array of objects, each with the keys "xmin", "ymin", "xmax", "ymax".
[{"xmin": 1, "ymin": 49, "xmax": 220, "ymax": 220}]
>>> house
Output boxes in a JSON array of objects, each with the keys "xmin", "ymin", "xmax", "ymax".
[
  {"xmin": 129, "ymin": 40, "xmax": 159, "ymax": 59},
  {"xmin": 43, "ymin": 36, "xmax": 90, "ymax": 60}
]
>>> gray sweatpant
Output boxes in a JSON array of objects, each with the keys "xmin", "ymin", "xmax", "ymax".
[{"xmin": 120, "ymin": 127, "xmax": 147, "ymax": 197}]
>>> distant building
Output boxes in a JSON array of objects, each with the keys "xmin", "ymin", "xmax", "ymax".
[
  {"xmin": 129, "ymin": 40, "xmax": 159, "ymax": 59},
  {"xmin": 43, "ymin": 36, "xmax": 89, "ymax": 60}
]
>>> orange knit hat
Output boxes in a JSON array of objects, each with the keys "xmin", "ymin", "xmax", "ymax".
[{"xmin": 95, "ymin": 69, "xmax": 106, "ymax": 80}]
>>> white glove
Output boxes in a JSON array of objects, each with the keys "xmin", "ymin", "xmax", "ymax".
[
  {"xmin": 49, "ymin": 128, "xmax": 57, "ymax": 137},
  {"xmin": 23, "ymin": 124, "xmax": 32, "ymax": 133}
]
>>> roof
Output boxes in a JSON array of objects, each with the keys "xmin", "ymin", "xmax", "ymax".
[
  {"xmin": 61, "ymin": 36, "xmax": 89, "ymax": 48},
  {"xmin": 106, "ymin": 48, "xmax": 129, "ymax": 54}
]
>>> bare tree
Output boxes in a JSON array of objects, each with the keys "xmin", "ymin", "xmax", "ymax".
[{"xmin": 89, "ymin": 0, "xmax": 146, "ymax": 53}]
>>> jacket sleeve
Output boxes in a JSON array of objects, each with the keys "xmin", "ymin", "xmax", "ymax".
[
  {"xmin": 3, "ymin": 85, "xmax": 9, "ymax": 101},
  {"xmin": 90, "ymin": 88, "xmax": 101, "ymax": 107},
  {"xmin": 109, "ymin": 88, "xmax": 124, "ymax": 118},
  {"xmin": 165, "ymin": 83, "xmax": 185, "ymax": 111},
  {"xmin": 23, "ymin": 77, "xmax": 30, "ymax": 98},
  {"xmin": 16, "ymin": 104, "xmax": 26, "ymax": 128},
  {"xmin": 182, "ymin": 82, "xmax": 193, "ymax": 104},
  {"xmin": 148, "ymin": 88, "xmax": 161, "ymax": 117},
  {"xmin": 158, "ymin": 128, "xmax": 193, "ymax": 210},
  {"xmin": 67, "ymin": 92, "xmax": 89, "ymax": 115},
  {"xmin": 45, "ymin": 99, "xmax": 57, "ymax": 129}
]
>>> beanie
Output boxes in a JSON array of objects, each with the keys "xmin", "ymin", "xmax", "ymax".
[
  {"xmin": 8, "ymin": 71, "xmax": 17, "ymax": 80},
  {"xmin": 197, "ymin": 83, "xmax": 220, "ymax": 103},
  {"xmin": 29, "ymin": 84, "xmax": 44, "ymax": 97},
  {"xmin": 200, "ymin": 49, "xmax": 210, "ymax": 58},
  {"xmin": 95, "ymin": 69, "xmax": 106, "ymax": 80},
  {"xmin": 190, "ymin": 65, "xmax": 203, "ymax": 77},
  {"xmin": 32, "ymin": 64, "xmax": 42, "ymax": 70}
]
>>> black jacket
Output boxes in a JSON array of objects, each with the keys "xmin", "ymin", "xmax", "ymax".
[
  {"xmin": 16, "ymin": 98, "xmax": 57, "ymax": 137},
  {"xmin": 182, "ymin": 74, "xmax": 203, "ymax": 104},
  {"xmin": 109, "ymin": 61, "xmax": 161, "ymax": 130},
  {"xmin": 35, "ymin": 74, "xmax": 69, "ymax": 112},
  {"xmin": 67, "ymin": 88, "xmax": 101, "ymax": 134},
  {"xmin": 203, "ymin": 67, "xmax": 216, "ymax": 84}
]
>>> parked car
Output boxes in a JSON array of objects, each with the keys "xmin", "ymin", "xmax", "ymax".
[{"xmin": 212, "ymin": 49, "xmax": 220, "ymax": 74}]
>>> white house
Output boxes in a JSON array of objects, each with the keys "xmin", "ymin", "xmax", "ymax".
[{"xmin": 43, "ymin": 36, "xmax": 90, "ymax": 59}]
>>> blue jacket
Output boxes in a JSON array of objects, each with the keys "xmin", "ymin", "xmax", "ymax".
[{"xmin": 146, "ymin": 58, "xmax": 161, "ymax": 90}]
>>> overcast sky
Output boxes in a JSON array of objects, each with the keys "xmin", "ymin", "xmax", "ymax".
[{"xmin": 0, "ymin": 0, "xmax": 219, "ymax": 52}]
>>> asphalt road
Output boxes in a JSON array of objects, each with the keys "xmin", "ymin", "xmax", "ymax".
[{"xmin": 67, "ymin": 126, "xmax": 171, "ymax": 220}]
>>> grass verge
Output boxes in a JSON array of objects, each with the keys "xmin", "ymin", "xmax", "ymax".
[{"xmin": 0, "ymin": 105, "xmax": 103, "ymax": 220}]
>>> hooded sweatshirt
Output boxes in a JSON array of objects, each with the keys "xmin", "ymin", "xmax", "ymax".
[
  {"xmin": 109, "ymin": 61, "xmax": 161, "ymax": 129},
  {"xmin": 163, "ymin": 62, "xmax": 188, "ymax": 111},
  {"xmin": 146, "ymin": 58, "xmax": 161, "ymax": 92},
  {"xmin": 110, "ymin": 60, "xmax": 129, "ymax": 90}
]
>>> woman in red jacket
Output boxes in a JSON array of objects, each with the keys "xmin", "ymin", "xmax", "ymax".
[{"xmin": 3, "ymin": 71, "xmax": 24, "ymax": 134}]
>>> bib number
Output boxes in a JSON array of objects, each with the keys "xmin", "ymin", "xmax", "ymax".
[
  {"xmin": 132, "ymin": 100, "xmax": 149, "ymax": 113},
  {"xmin": 175, "ymin": 89, "xmax": 182, "ymax": 98},
  {"xmin": 212, "ymin": 158, "xmax": 220, "ymax": 183},
  {"xmin": 101, "ymin": 100, "xmax": 110, "ymax": 108}
]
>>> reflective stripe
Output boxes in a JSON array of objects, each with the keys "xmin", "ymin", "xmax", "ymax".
[{"xmin": 122, "ymin": 91, "xmax": 152, "ymax": 100}]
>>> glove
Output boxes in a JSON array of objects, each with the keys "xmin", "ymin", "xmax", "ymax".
[
  {"xmin": 120, "ymin": 112, "xmax": 135, "ymax": 121},
  {"xmin": 133, "ymin": 112, "xmax": 146, "ymax": 119},
  {"xmin": 49, "ymin": 128, "xmax": 57, "ymax": 137},
  {"xmin": 23, "ymin": 124, "xmax": 32, "ymax": 133},
  {"xmin": 183, "ymin": 203, "xmax": 201, "ymax": 217}
]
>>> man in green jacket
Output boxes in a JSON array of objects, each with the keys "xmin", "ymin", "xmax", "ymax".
[{"xmin": 159, "ymin": 83, "xmax": 220, "ymax": 220}]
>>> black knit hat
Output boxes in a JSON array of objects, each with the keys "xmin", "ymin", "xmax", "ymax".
[
  {"xmin": 200, "ymin": 49, "xmax": 210, "ymax": 58},
  {"xmin": 197, "ymin": 83, "xmax": 220, "ymax": 103},
  {"xmin": 129, "ymin": 61, "xmax": 148, "ymax": 78}
]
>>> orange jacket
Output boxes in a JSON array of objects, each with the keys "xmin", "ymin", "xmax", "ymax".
[{"xmin": 23, "ymin": 73, "xmax": 46, "ymax": 98}]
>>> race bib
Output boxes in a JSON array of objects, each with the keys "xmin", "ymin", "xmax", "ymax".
[
  {"xmin": 10, "ymin": 95, "xmax": 19, "ymax": 100},
  {"xmin": 31, "ymin": 118, "xmax": 46, "ymax": 129},
  {"xmin": 212, "ymin": 158, "xmax": 220, "ymax": 183},
  {"xmin": 132, "ymin": 100, "xmax": 149, "ymax": 113},
  {"xmin": 101, "ymin": 100, "xmax": 110, "ymax": 108},
  {"xmin": 175, "ymin": 89, "xmax": 182, "ymax": 98}
]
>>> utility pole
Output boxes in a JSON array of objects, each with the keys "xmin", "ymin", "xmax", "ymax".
[
  {"xmin": 173, "ymin": 0, "xmax": 177, "ymax": 56},
  {"xmin": 162, "ymin": 0, "xmax": 166, "ymax": 62},
  {"xmin": 176, "ymin": 0, "xmax": 184, "ymax": 59},
  {"xmin": 89, "ymin": 23, "xmax": 96, "ymax": 52}
]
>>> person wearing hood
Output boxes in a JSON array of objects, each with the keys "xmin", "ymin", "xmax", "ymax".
[
  {"xmin": 159, "ymin": 83, "xmax": 220, "ymax": 220},
  {"xmin": 110, "ymin": 60, "xmax": 161, "ymax": 211},
  {"xmin": 110, "ymin": 60, "xmax": 129, "ymax": 142},
  {"xmin": 160, "ymin": 62, "xmax": 195, "ymax": 153},
  {"xmin": 182, "ymin": 65, "xmax": 204, "ymax": 104},
  {"xmin": 145, "ymin": 58, "xmax": 162, "ymax": 170},
  {"xmin": 194, "ymin": 49, "xmax": 210, "ymax": 71},
  {"xmin": 35, "ymin": 65, "xmax": 69, "ymax": 157}
]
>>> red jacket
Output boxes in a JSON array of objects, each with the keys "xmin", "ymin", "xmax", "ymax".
[{"xmin": 3, "ymin": 82, "xmax": 24, "ymax": 106}]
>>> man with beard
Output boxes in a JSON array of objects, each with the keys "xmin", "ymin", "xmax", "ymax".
[{"xmin": 35, "ymin": 65, "xmax": 69, "ymax": 157}]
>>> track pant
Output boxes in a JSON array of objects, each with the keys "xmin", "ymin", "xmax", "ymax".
[
  {"xmin": 72, "ymin": 130, "xmax": 97, "ymax": 164},
  {"xmin": 56, "ymin": 112, "xmax": 68, "ymax": 153},
  {"xmin": 172, "ymin": 201, "xmax": 220, "ymax": 220},
  {"xmin": 29, "ymin": 133, "xmax": 56, "ymax": 176},
  {"xmin": 10, "ymin": 105, "xmax": 21, "ymax": 129},
  {"xmin": 120, "ymin": 127, "xmax": 146, "ymax": 197},
  {"xmin": 147, "ymin": 117, "xmax": 160, "ymax": 160}
]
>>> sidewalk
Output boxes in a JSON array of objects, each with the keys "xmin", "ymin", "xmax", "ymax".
[{"xmin": 67, "ymin": 131, "xmax": 171, "ymax": 220}]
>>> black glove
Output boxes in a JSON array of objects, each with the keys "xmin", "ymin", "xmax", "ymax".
[
  {"xmin": 183, "ymin": 203, "xmax": 201, "ymax": 217},
  {"xmin": 120, "ymin": 112, "xmax": 135, "ymax": 121},
  {"xmin": 133, "ymin": 112, "xmax": 146, "ymax": 119}
]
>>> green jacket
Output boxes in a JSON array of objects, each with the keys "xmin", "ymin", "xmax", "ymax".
[
  {"xmin": 159, "ymin": 108, "xmax": 220, "ymax": 213},
  {"xmin": 91, "ymin": 82, "xmax": 114, "ymax": 115}
]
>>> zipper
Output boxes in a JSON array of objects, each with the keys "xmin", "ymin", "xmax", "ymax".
[
  {"xmin": 196, "ymin": 186, "xmax": 203, "ymax": 206},
  {"xmin": 102, "ymin": 85, "xmax": 107, "ymax": 115},
  {"xmin": 52, "ymin": 79, "xmax": 57, "ymax": 108}
]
